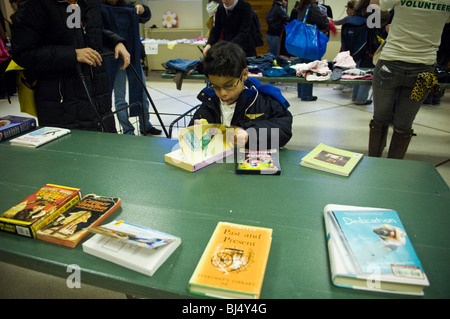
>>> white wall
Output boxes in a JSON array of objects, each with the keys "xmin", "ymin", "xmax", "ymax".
[{"xmin": 142, "ymin": 0, "xmax": 203, "ymax": 29}]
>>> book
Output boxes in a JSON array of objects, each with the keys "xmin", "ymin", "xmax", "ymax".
[
  {"xmin": 82, "ymin": 220, "xmax": 181, "ymax": 276},
  {"xmin": 235, "ymin": 148, "xmax": 281, "ymax": 175},
  {"xmin": 0, "ymin": 184, "xmax": 82, "ymax": 238},
  {"xmin": 188, "ymin": 222, "xmax": 273, "ymax": 299},
  {"xmin": 165, "ymin": 124, "xmax": 234, "ymax": 172},
  {"xmin": 0, "ymin": 115, "xmax": 37, "ymax": 142},
  {"xmin": 300, "ymin": 143, "xmax": 363, "ymax": 176},
  {"xmin": 10, "ymin": 126, "xmax": 71, "ymax": 148},
  {"xmin": 36, "ymin": 194, "xmax": 121, "ymax": 248},
  {"xmin": 324, "ymin": 204, "xmax": 430, "ymax": 295}
]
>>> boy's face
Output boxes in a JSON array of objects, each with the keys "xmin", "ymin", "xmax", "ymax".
[{"xmin": 208, "ymin": 68, "xmax": 248, "ymax": 105}]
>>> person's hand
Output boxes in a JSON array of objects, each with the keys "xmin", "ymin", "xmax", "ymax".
[
  {"xmin": 202, "ymin": 44, "xmax": 211, "ymax": 57},
  {"xmin": 227, "ymin": 127, "xmax": 248, "ymax": 146},
  {"xmin": 114, "ymin": 42, "xmax": 130, "ymax": 70},
  {"xmin": 135, "ymin": 4, "xmax": 144, "ymax": 15},
  {"xmin": 75, "ymin": 47, "xmax": 102, "ymax": 67}
]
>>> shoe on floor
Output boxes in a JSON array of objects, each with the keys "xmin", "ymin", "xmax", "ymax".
[
  {"xmin": 141, "ymin": 127, "xmax": 162, "ymax": 135},
  {"xmin": 355, "ymin": 99, "xmax": 372, "ymax": 105},
  {"xmin": 301, "ymin": 96, "xmax": 317, "ymax": 101}
]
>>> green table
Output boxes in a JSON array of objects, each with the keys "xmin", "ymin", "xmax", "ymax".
[{"xmin": 0, "ymin": 130, "xmax": 449, "ymax": 299}]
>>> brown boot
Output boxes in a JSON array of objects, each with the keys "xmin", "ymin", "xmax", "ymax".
[
  {"xmin": 387, "ymin": 128, "xmax": 415, "ymax": 159},
  {"xmin": 368, "ymin": 120, "xmax": 388, "ymax": 157}
]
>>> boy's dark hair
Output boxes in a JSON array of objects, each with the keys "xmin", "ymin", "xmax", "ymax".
[{"xmin": 202, "ymin": 42, "xmax": 247, "ymax": 78}]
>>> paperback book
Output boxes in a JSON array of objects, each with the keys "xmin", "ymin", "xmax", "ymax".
[
  {"xmin": 188, "ymin": 222, "xmax": 273, "ymax": 299},
  {"xmin": 324, "ymin": 204, "xmax": 429, "ymax": 295},
  {"xmin": 165, "ymin": 124, "xmax": 234, "ymax": 172},
  {"xmin": 10, "ymin": 126, "xmax": 71, "ymax": 148},
  {"xmin": 0, "ymin": 184, "xmax": 82, "ymax": 238},
  {"xmin": 300, "ymin": 143, "xmax": 363, "ymax": 176},
  {"xmin": 0, "ymin": 115, "xmax": 36, "ymax": 142},
  {"xmin": 82, "ymin": 220, "xmax": 181, "ymax": 276},
  {"xmin": 36, "ymin": 194, "xmax": 121, "ymax": 248},
  {"xmin": 235, "ymin": 148, "xmax": 281, "ymax": 175}
]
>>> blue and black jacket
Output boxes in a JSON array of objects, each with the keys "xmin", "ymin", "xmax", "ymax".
[{"xmin": 190, "ymin": 78, "xmax": 293, "ymax": 148}]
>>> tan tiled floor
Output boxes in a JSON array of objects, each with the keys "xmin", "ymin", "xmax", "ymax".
[{"xmin": 0, "ymin": 73, "xmax": 449, "ymax": 298}]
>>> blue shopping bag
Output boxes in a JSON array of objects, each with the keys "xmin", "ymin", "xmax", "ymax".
[{"xmin": 284, "ymin": 6, "xmax": 329, "ymax": 61}]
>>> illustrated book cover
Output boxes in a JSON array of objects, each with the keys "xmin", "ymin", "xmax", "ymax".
[
  {"xmin": 36, "ymin": 194, "xmax": 122, "ymax": 248},
  {"xmin": 10, "ymin": 126, "xmax": 71, "ymax": 148},
  {"xmin": 82, "ymin": 220, "xmax": 181, "ymax": 276},
  {"xmin": 165, "ymin": 124, "xmax": 234, "ymax": 172},
  {"xmin": 235, "ymin": 148, "xmax": 281, "ymax": 175},
  {"xmin": 0, "ymin": 184, "xmax": 82, "ymax": 238},
  {"xmin": 324, "ymin": 204, "xmax": 429, "ymax": 295},
  {"xmin": 188, "ymin": 222, "xmax": 273, "ymax": 299},
  {"xmin": 0, "ymin": 115, "xmax": 36, "ymax": 142},
  {"xmin": 300, "ymin": 143, "xmax": 363, "ymax": 176}
]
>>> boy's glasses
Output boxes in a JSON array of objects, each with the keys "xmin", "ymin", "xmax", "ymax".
[{"xmin": 207, "ymin": 70, "xmax": 244, "ymax": 92}]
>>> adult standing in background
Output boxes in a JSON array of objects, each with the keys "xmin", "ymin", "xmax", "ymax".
[
  {"xmin": 291, "ymin": 0, "xmax": 329, "ymax": 101},
  {"xmin": 102, "ymin": 0, "xmax": 162, "ymax": 136},
  {"xmin": 203, "ymin": 0, "xmax": 257, "ymax": 57},
  {"xmin": 11, "ymin": 0, "xmax": 130, "ymax": 132},
  {"xmin": 266, "ymin": 0, "xmax": 290, "ymax": 57},
  {"xmin": 368, "ymin": 0, "xmax": 450, "ymax": 159}
]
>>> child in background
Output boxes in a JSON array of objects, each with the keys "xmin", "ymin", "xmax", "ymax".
[{"xmin": 190, "ymin": 42, "xmax": 293, "ymax": 149}]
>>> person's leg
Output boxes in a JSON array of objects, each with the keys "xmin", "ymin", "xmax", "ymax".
[
  {"xmin": 354, "ymin": 85, "xmax": 372, "ymax": 105},
  {"xmin": 114, "ymin": 69, "xmax": 135, "ymax": 135}
]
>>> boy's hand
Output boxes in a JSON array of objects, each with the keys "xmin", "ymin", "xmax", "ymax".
[{"xmin": 227, "ymin": 127, "xmax": 248, "ymax": 146}]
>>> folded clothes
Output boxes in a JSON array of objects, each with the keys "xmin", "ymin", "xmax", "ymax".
[
  {"xmin": 306, "ymin": 72, "xmax": 331, "ymax": 81},
  {"xmin": 341, "ymin": 74, "xmax": 373, "ymax": 80},
  {"xmin": 333, "ymin": 51, "xmax": 356, "ymax": 69}
]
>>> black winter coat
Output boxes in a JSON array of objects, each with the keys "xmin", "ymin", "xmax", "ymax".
[
  {"xmin": 12, "ymin": 0, "xmax": 124, "ymax": 132},
  {"xmin": 189, "ymin": 82, "xmax": 293, "ymax": 148}
]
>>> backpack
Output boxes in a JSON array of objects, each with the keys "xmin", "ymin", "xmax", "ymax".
[{"xmin": 251, "ymin": 10, "xmax": 264, "ymax": 47}]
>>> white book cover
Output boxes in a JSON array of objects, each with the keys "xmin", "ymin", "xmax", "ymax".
[
  {"xmin": 10, "ymin": 127, "xmax": 71, "ymax": 148},
  {"xmin": 82, "ymin": 221, "xmax": 181, "ymax": 276}
]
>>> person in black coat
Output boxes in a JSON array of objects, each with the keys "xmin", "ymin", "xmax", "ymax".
[
  {"xmin": 266, "ymin": 0, "xmax": 290, "ymax": 57},
  {"xmin": 11, "ymin": 0, "xmax": 130, "ymax": 132},
  {"xmin": 203, "ymin": 0, "xmax": 257, "ymax": 57}
]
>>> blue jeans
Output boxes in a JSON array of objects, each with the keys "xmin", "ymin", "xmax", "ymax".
[
  {"xmin": 296, "ymin": 58, "xmax": 314, "ymax": 100},
  {"xmin": 352, "ymin": 85, "xmax": 371, "ymax": 104},
  {"xmin": 372, "ymin": 60, "xmax": 433, "ymax": 132},
  {"xmin": 114, "ymin": 68, "xmax": 153, "ymax": 135},
  {"xmin": 266, "ymin": 34, "xmax": 281, "ymax": 57}
]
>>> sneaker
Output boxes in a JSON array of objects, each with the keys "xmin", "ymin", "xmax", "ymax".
[
  {"xmin": 355, "ymin": 99, "xmax": 372, "ymax": 105},
  {"xmin": 333, "ymin": 84, "xmax": 344, "ymax": 90},
  {"xmin": 141, "ymin": 127, "xmax": 162, "ymax": 135},
  {"xmin": 342, "ymin": 87, "xmax": 354, "ymax": 93}
]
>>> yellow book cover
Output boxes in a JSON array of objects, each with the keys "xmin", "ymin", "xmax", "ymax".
[
  {"xmin": 300, "ymin": 143, "xmax": 363, "ymax": 176},
  {"xmin": 188, "ymin": 222, "xmax": 273, "ymax": 299}
]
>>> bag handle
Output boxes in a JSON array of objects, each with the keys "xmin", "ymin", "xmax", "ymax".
[{"xmin": 302, "ymin": 5, "xmax": 310, "ymax": 24}]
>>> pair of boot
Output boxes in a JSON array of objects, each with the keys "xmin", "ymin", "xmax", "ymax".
[{"xmin": 368, "ymin": 120, "xmax": 415, "ymax": 159}]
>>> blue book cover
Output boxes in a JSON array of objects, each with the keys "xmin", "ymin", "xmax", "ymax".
[{"xmin": 332, "ymin": 210, "xmax": 425, "ymax": 277}]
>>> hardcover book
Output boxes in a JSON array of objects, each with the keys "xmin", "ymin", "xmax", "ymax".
[
  {"xmin": 324, "ymin": 204, "xmax": 429, "ymax": 295},
  {"xmin": 82, "ymin": 220, "xmax": 181, "ymax": 276},
  {"xmin": 188, "ymin": 222, "xmax": 273, "ymax": 299},
  {"xmin": 165, "ymin": 124, "xmax": 234, "ymax": 172},
  {"xmin": 0, "ymin": 115, "xmax": 36, "ymax": 142},
  {"xmin": 235, "ymin": 148, "xmax": 281, "ymax": 175},
  {"xmin": 300, "ymin": 143, "xmax": 363, "ymax": 176},
  {"xmin": 10, "ymin": 126, "xmax": 71, "ymax": 148},
  {"xmin": 0, "ymin": 184, "xmax": 82, "ymax": 238},
  {"xmin": 36, "ymin": 194, "xmax": 122, "ymax": 248}
]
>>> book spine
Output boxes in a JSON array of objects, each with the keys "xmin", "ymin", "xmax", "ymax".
[
  {"xmin": 31, "ymin": 191, "xmax": 82, "ymax": 237},
  {"xmin": 0, "ymin": 219, "xmax": 34, "ymax": 238},
  {"xmin": 0, "ymin": 119, "xmax": 36, "ymax": 141}
]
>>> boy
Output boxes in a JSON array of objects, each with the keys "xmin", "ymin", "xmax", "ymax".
[{"xmin": 190, "ymin": 41, "xmax": 293, "ymax": 149}]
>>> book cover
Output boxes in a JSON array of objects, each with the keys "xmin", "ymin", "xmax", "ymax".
[
  {"xmin": 300, "ymin": 143, "xmax": 363, "ymax": 176},
  {"xmin": 82, "ymin": 220, "xmax": 181, "ymax": 276},
  {"xmin": 324, "ymin": 204, "xmax": 429, "ymax": 295},
  {"xmin": 36, "ymin": 194, "xmax": 121, "ymax": 248},
  {"xmin": 188, "ymin": 222, "xmax": 273, "ymax": 299},
  {"xmin": 0, "ymin": 115, "xmax": 36, "ymax": 142},
  {"xmin": 10, "ymin": 126, "xmax": 71, "ymax": 148},
  {"xmin": 0, "ymin": 184, "xmax": 82, "ymax": 238},
  {"xmin": 235, "ymin": 148, "xmax": 281, "ymax": 175},
  {"xmin": 165, "ymin": 124, "xmax": 234, "ymax": 172}
]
